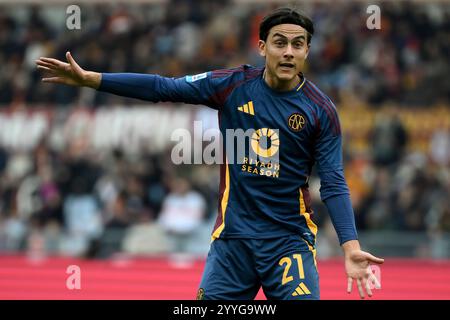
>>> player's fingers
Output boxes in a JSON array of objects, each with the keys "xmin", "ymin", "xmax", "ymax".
[
  {"xmin": 364, "ymin": 277, "xmax": 373, "ymax": 297},
  {"xmin": 364, "ymin": 252, "xmax": 384, "ymax": 265},
  {"xmin": 39, "ymin": 57, "xmax": 65, "ymax": 66},
  {"xmin": 37, "ymin": 65, "xmax": 52, "ymax": 72},
  {"xmin": 36, "ymin": 61, "xmax": 60, "ymax": 71},
  {"xmin": 37, "ymin": 59, "xmax": 69, "ymax": 73},
  {"xmin": 42, "ymin": 77, "xmax": 66, "ymax": 84},
  {"xmin": 357, "ymin": 279, "xmax": 365, "ymax": 299},
  {"xmin": 347, "ymin": 277, "xmax": 353, "ymax": 294},
  {"xmin": 369, "ymin": 271, "xmax": 381, "ymax": 289},
  {"xmin": 66, "ymin": 52, "xmax": 83, "ymax": 75},
  {"xmin": 36, "ymin": 60, "xmax": 53, "ymax": 67}
]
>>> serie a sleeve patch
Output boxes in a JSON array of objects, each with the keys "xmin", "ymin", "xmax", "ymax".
[{"xmin": 186, "ymin": 72, "xmax": 208, "ymax": 82}]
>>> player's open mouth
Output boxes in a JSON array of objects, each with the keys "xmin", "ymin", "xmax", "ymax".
[{"xmin": 279, "ymin": 63, "xmax": 295, "ymax": 70}]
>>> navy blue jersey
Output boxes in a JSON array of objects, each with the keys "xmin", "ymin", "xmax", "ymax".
[{"xmin": 99, "ymin": 65, "xmax": 356, "ymax": 246}]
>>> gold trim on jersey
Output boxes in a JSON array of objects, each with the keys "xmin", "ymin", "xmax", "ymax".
[
  {"xmin": 299, "ymin": 188, "xmax": 318, "ymax": 266},
  {"xmin": 211, "ymin": 159, "xmax": 230, "ymax": 241}
]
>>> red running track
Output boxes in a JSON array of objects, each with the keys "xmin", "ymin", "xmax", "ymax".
[{"xmin": 0, "ymin": 255, "xmax": 449, "ymax": 300}]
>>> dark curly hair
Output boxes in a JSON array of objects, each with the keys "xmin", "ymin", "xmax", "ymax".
[{"xmin": 259, "ymin": 7, "xmax": 314, "ymax": 44}]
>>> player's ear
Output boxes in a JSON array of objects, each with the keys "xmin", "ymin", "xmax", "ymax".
[
  {"xmin": 258, "ymin": 40, "xmax": 266, "ymax": 57},
  {"xmin": 305, "ymin": 44, "xmax": 310, "ymax": 59}
]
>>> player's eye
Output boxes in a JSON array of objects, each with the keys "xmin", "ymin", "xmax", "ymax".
[
  {"xmin": 293, "ymin": 42, "xmax": 304, "ymax": 49},
  {"xmin": 274, "ymin": 40, "xmax": 285, "ymax": 47}
]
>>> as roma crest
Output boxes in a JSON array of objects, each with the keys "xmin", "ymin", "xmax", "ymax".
[{"xmin": 288, "ymin": 113, "xmax": 307, "ymax": 132}]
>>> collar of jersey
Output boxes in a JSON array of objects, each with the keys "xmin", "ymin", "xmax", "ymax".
[{"xmin": 259, "ymin": 70, "xmax": 306, "ymax": 97}]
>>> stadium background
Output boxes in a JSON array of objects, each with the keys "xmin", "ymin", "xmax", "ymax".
[{"xmin": 0, "ymin": 0, "xmax": 449, "ymax": 299}]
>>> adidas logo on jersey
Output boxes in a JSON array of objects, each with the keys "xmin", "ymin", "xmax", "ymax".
[
  {"xmin": 237, "ymin": 101, "xmax": 255, "ymax": 115},
  {"xmin": 292, "ymin": 282, "xmax": 311, "ymax": 296}
]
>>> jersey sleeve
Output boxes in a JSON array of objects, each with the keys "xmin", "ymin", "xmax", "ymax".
[
  {"xmin": 314, "ymin": 98, "xmax": 358, "ymax": 244},
  {"xmin": 324, "ymin": 194, "xmax": 358, "ymax": 245},
  {"xmin": 313, "ymin": 97, "xmax": 350, "ymax": 200},
  {"xmin": 314, "ymin": 98, "xmax": 343, "ymax": 172},
  {"xmin": 98, "ymin": 70, "xmax": 241, "ymax": 110}
]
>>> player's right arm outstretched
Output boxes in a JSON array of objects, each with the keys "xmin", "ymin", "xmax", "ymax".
[{"xmin": 36, "ymin": 51, "xmax": 239, "ymax": 110}]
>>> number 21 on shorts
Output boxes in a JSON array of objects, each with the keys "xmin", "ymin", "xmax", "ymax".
[{"xmin": 279, "ymin": 254, "xmax": 304, "ymax": 285}]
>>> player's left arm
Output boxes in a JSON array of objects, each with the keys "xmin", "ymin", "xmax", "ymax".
[{"xmin": 314, "ymin": 97, "xmax": 384, "ymax": 299}]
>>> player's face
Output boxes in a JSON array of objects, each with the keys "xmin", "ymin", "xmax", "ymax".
[{"xmin": 259, "ymin": 24, "xmax": 310, "ymax": 90}]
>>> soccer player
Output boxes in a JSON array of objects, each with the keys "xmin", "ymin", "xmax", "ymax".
[{"xmin": 36, "ymin": 8, "xmax": 384, "ymax": 300}]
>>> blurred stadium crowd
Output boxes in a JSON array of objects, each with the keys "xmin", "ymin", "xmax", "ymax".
[{"xmin": 0, "ymin": 1, "xmax": 449, "ymax": 259}]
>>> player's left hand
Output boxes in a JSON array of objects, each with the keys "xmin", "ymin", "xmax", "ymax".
[{"xmin": 345, "ymin": 249, "xmax": 384, "ymax": 299}]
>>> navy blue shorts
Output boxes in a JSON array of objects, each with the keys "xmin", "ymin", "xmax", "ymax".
[{"xmin": 197, "ymin": 235, "xmax": 320, "ymax": 300}]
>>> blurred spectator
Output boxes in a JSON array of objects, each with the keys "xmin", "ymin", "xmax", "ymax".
[
  {"xmin": 122, "ymin": 208, "xmax": 169, "ymax": 256},
  {"xmin": 157, "ymin": 177, "xmax": 206, "ymax": 254},
  {"xmin": 62, "ymin": 192, "xmax": 103, "ymax": 256},
  {"xmin": 90, "ymin": 191, "xmax": 130, "ymax": 258},
  {"xmin": 60, "ymin": 142, "xmax": 104, "ymax": 256},
  {"xmin": 370, "ymin": 112, "xmax": 408, "ymax": 167},
  {"xmin": 430, "ymin": 129, "xmax": 450, "ymax": 166}
]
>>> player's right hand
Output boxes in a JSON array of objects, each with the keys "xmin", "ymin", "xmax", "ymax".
[{"xmin": 36, "ymin": 51, "xmax": 100, "ymax": 89}]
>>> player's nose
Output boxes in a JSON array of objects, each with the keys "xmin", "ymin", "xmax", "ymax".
[{"xmin": 283, "ymin": 44, "xmax": 294, "ymax": 58}]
